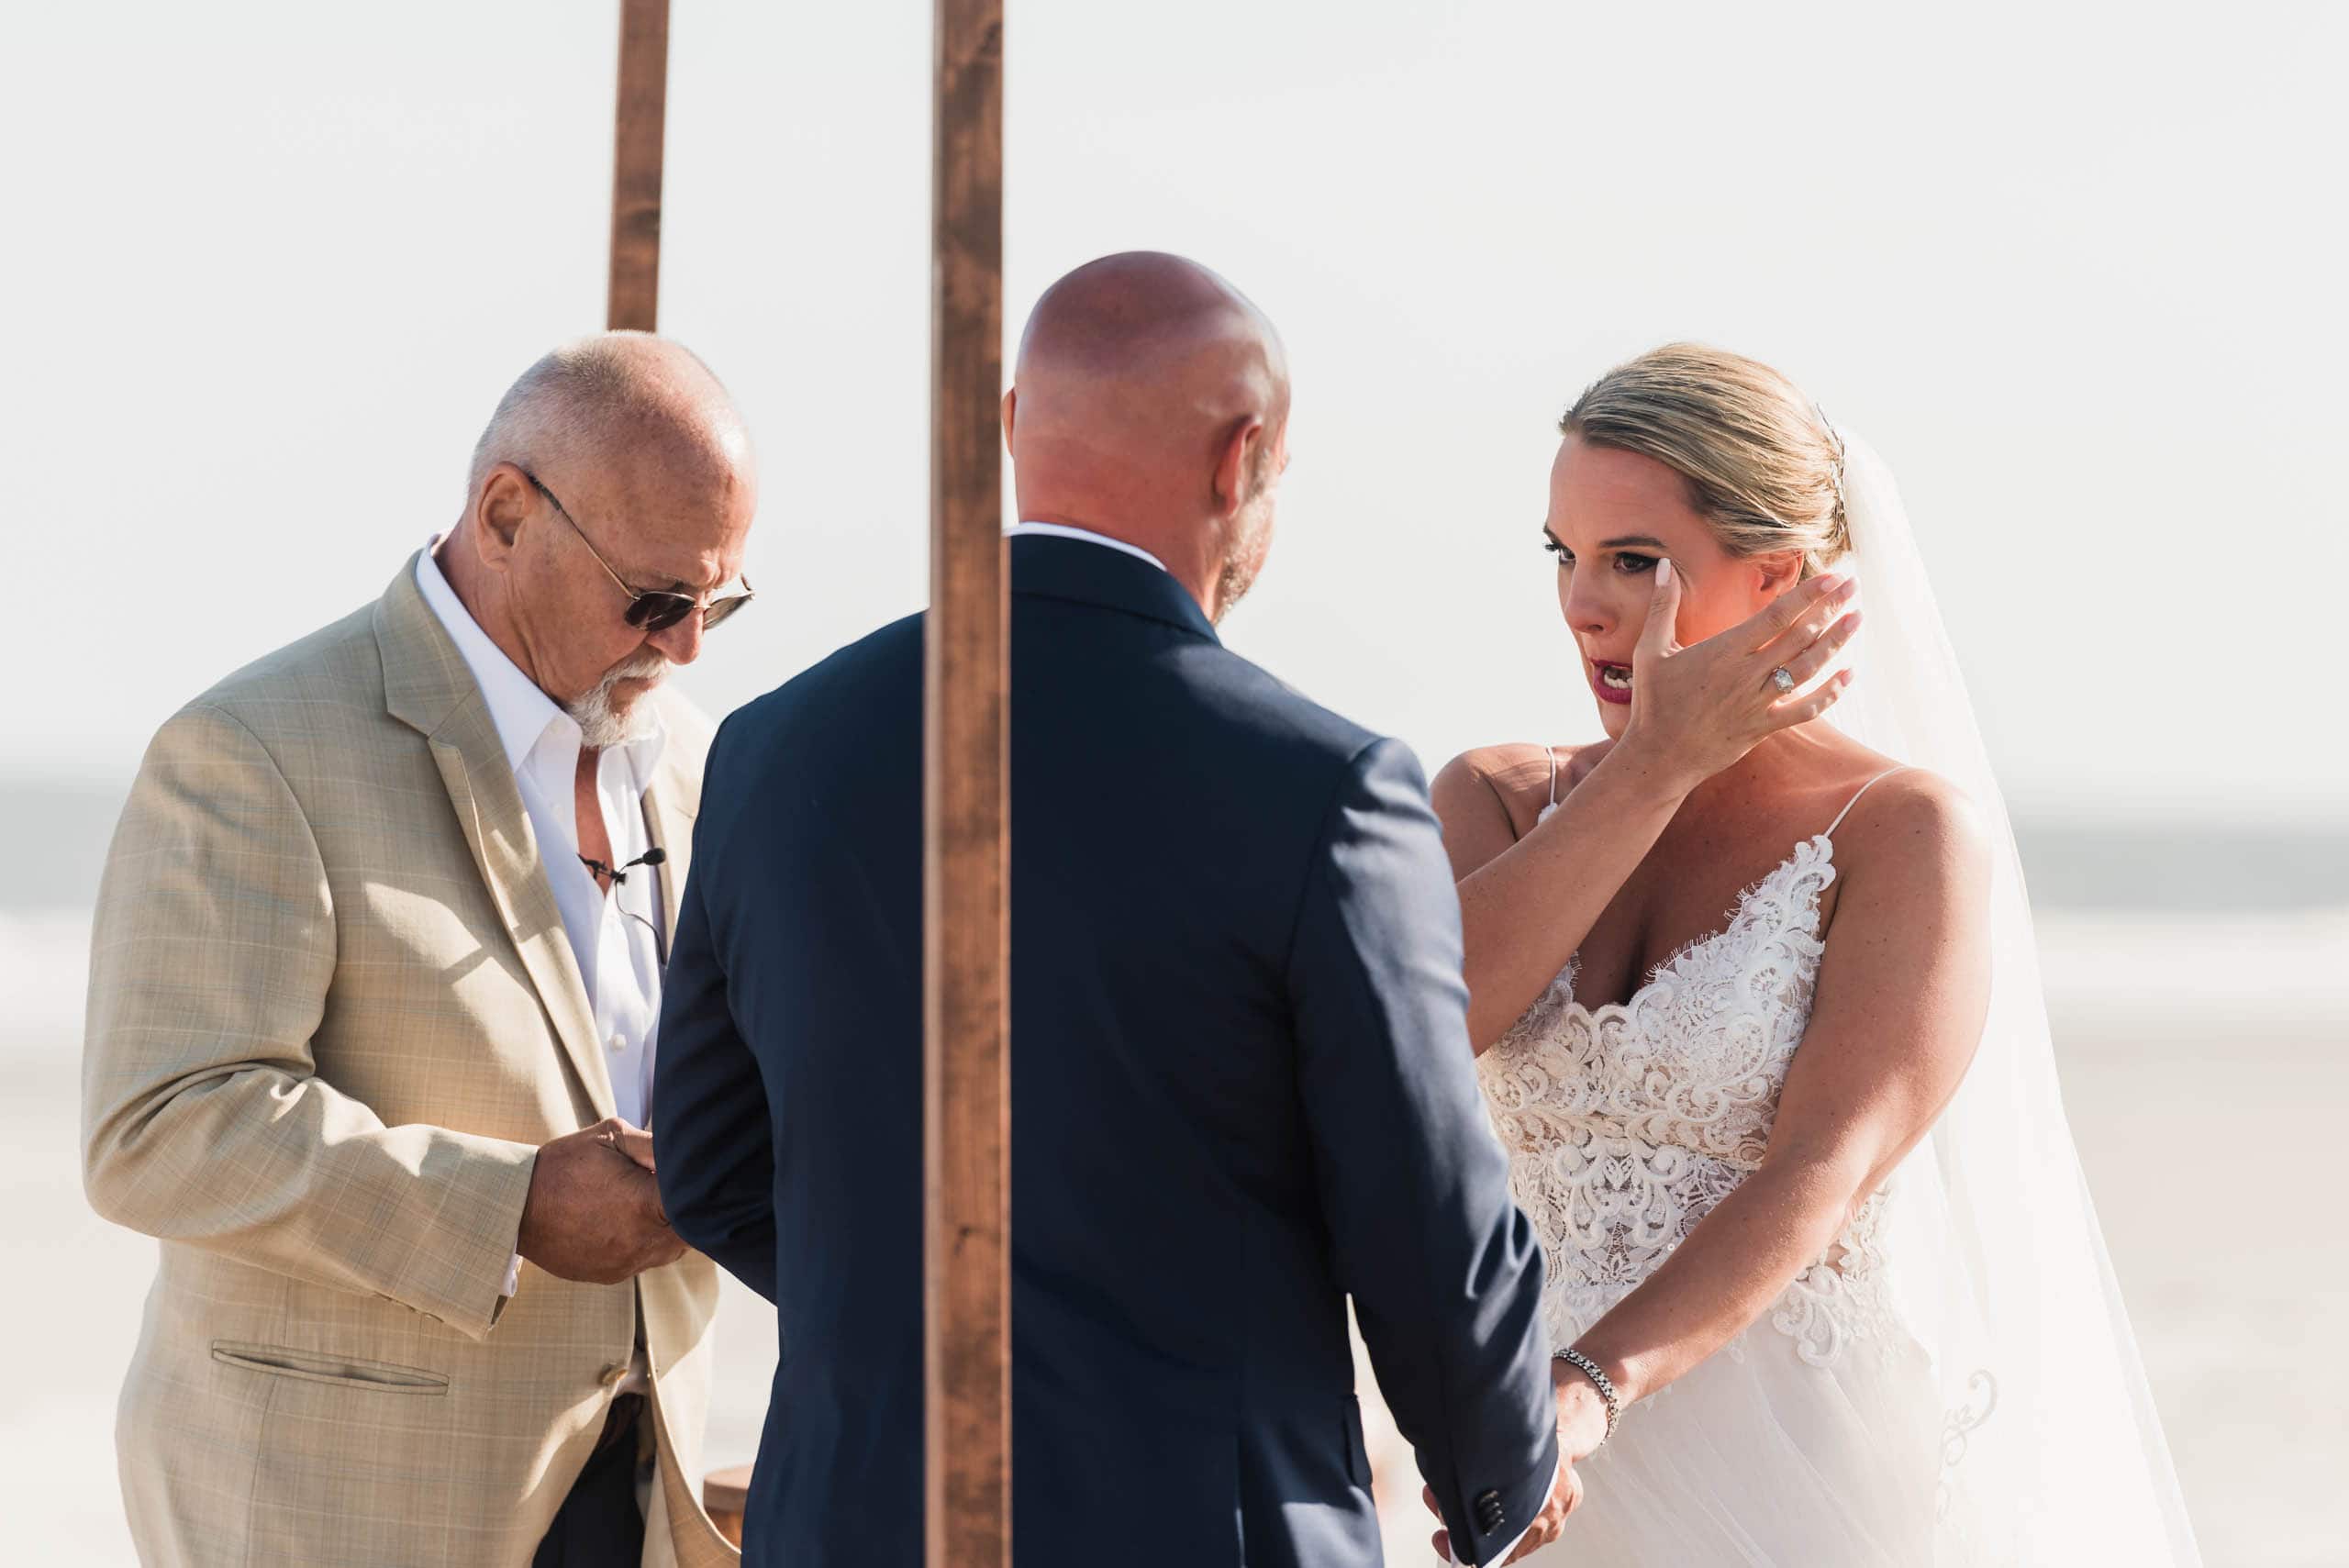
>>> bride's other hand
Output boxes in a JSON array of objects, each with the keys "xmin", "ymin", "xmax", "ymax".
[
  {"xmin": 1619, "ymin": 560, "xmax": 1861, "ymax": 789},
  {"xmin": 1552, "ymin": 1362, "xmax": 1611, "ymax": 1465}
]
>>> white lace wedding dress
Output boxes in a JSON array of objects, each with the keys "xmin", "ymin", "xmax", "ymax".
[
  {"xmin": 1468, "ymin": 428, "xmax": 2199, "ymax": 1565},
  {"xmin": 1477, "ymin": 774, "xmax": 1956, "ymax": 1565}
]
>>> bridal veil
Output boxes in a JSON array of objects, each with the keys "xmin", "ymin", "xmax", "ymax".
[{"xmin": 1825, "ymin": 430, "xmax": 2201, "ymax": 1563}]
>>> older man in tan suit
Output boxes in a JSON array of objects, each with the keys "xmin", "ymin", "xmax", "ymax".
[{"xmin": 83, "ymin": 333, "xmax": 757, "ymax": 1568}]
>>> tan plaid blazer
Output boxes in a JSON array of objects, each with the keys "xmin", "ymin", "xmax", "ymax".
[{"xmin": 83, "ymin": 556, "xmax": 740, "ymax": 1568}]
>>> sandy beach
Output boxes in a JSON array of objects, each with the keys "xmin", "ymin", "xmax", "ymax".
[{"xmin": 7, "ymin": 906, "xmax": 2343, "ymax": 1565}]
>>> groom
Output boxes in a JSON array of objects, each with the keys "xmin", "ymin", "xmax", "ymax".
[{"xmin": 654, "ymin": 252, "xmax": 1567, "ymax": 1564}]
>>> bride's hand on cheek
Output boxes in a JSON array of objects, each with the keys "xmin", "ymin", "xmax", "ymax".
[{"xmin": 1618, "ymin": 561, "xmax": 1862, "ymax": 788}]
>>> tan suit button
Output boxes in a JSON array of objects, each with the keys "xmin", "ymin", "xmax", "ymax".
[{"xmin": 599, "ymin": 1362, "xmax": 629, "ymax": 1387}]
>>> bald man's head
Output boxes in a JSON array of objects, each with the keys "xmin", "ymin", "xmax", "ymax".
[
  {"xmin": 1016, "ymin": 251, "xmax": 1286, "ymax": 395},
  {"xmin": 1007, "ymin": 252, "xmax": 1290, "ymax": 622},
  {"xmin": 444, "ymin": 331, "xmax": 759, "ymax": 743},
  {"xmin": 467, "ymin": 331, "xmax": 749, "ymax": 502}
]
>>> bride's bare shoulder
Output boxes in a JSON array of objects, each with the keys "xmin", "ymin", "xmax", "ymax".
[
  {"xmin": 1437, "ymin": 741, "xmax": 1545, "ymax": 800},
  {"xmin": 1433, "ymin": 741, "xmax": 1591, "ymax": 816},
  {"xmin": 1431, "ymin": 741, "xmax": 1603, "ymax": 873},
  {"xmin": 1827, "ymin": 765, "xmax": 1992, "ymax": 898}
]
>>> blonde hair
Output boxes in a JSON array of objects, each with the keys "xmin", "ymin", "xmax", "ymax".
[{"xmin": 1562, "ymin": 342, "xmax": 1849, "ymax": 575}]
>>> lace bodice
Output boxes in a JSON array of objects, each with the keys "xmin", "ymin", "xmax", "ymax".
[{"xmin": 1476, "ymin": 812, "xmax": 1902, "ymax": 1373}]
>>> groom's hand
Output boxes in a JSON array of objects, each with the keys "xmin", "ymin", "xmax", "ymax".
[
  {"xmin": 611, "ymin": 1122, "xmax": 658, "ymax": 1173},
  {"xmin": 1425, "ymin": 1465, "xmax": 1583, "ymax": 1564}
]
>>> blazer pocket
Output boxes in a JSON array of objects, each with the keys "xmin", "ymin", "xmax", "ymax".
[{"xmin": 210, "ymin": 1340, "xmax": 451, "ymax": 1396}]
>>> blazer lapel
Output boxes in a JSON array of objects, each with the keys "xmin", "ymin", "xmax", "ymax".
[
  {"xmin": 642, "ymin": 765, "xmax": 696, "ymax": 958},
  {"xmin": 377, "ymin": 555, "xmax": 618, "ymax": 1123}
]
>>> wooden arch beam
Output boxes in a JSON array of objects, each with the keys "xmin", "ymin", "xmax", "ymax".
[
  {"xmin": 603, "ymin": 3, "xmax": 1011, "ymax": 1560},
  {"xmin": 925, "ymin": 0, "xmax": 1009, "ymax": 1564},
  {"xmin": 607, "ymin": 0, "xmax": 671, "ymax": 331}
]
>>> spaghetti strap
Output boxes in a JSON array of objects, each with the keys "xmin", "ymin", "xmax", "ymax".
[
  {"xmin": 1824, "ymin": 766, "xmax": 1910, "ymax": 838},
  {"xmin": 1546, "ymin": 747, "xmax": 1560, "ymax": 811}
]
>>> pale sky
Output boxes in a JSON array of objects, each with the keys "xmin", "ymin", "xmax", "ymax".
[{"xmin": 6, "ymin": 0, "xmax": 2343, "ymax": 817}]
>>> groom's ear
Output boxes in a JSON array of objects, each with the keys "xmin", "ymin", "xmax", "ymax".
[
  {"xmin": 1000, "ymin": 386, "xmax": 1018, "ymax": 453},
  {"xmin": 1210, "ymin": 416, "xmax": 1265, "ymax": 518}
]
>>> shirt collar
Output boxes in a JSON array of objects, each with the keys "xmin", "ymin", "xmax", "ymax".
[
  {"xmin": 1002, "ymin": 520, "xmax": 1170, "ymax": 576},
  {"xmin": 414, "ymin": 539, "xmax": 666, "ymax": 791}
]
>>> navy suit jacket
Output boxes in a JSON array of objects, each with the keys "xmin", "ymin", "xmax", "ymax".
[{"xmin": 655, "ymin": 536, "xmax": 1556, "ymax": 1566}]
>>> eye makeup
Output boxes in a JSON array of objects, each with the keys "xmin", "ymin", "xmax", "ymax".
[{"xmin": 1543, "ymin": 529, "xmax": 1664, "ymax": 577}]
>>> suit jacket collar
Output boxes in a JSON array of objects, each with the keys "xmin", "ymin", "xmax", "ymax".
[
  {"xmin": 377, "ymin": 550, "xmax": 702, "ymax": 830},
  {"xmin": 410, "ymin": 540, "xmax": 671, "ymax": 793},
  {"xmin": 378, "ymin": 550, "xmax": 496, "ymax": 741},
  {"xmin": 375, "ymin": 553, "xmax": 703, "ymax": 1122},
  {"xmin": 1009, "ymin": 534, "xmax": 1220, "ymax": 645}
]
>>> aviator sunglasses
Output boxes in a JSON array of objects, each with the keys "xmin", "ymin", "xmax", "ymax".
[{"xmin": 520, "ymin": 468, "xmax": 754, "ymax": 634}]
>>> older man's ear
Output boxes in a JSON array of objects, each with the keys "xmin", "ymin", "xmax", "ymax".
[{"xmin": 469, "ymin": 462, "xmax": 535, "ymax": 573}]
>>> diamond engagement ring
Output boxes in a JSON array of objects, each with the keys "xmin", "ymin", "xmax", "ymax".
[{"xmin": 1771, "ymin": 666, "xmax": 1796, "ymax": 694}]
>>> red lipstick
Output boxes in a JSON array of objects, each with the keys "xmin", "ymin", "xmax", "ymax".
[{"xmin": 1586, "ymin": 659, "xmax": 1633, "ymax": 706}]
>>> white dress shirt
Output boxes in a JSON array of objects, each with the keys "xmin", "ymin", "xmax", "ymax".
[
  {"xmin": 415, "ymin": 542, "xmax": 669, "ymax": 1320},
  {"xmin": 1003, "ymin": 519, "xmax": 1171, "ymax": 575}
]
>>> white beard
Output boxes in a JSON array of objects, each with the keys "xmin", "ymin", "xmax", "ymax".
[{"xmin": 566, "ymin": 651, "xmax": 668, "ymax": 751}]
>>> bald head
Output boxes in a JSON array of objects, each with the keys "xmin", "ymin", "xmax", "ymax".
[
  {"xmin": 468, "ymin": 330, "xmax": 749, "ymax": 502},
  {"xmin": 1008, "ymin": 252, "xmax": 1290, "ymax": 621},
  {"xmin": 443, "ymin": 330, "xmax": 759, "ymax": 736}
]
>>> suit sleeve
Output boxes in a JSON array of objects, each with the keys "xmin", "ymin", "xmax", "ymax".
[
  {"xmin": 1286, "ymin": 738, "xmax": 1558, "ymax": 1565},
  {"xmin": 81, "ymin": 704, "xmax": 539, "ymax": 1341},
  {"xmin": 652, "ymin": 725, "xmax": 779, "ymax": 1302}
]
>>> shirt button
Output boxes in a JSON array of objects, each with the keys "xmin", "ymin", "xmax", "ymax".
[{"xmin": 607, "ymin": 1032, "xmax": 626, "ymax": 1053}]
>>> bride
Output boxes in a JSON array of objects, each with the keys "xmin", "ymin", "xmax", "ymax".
[{"xmin": 1431, "ymin": 345, "xmax": 2200, "ymax": 1564}]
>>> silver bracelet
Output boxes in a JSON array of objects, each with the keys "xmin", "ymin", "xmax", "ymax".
[{"xmin": 1553, "ymin": 1348, "xmax": 1621, "ymax": 1440}]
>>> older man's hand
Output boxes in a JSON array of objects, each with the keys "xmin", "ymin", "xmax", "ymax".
[{"xmin": 517, "ymin": 1118, "xmax": 686, "ymax": 1284}]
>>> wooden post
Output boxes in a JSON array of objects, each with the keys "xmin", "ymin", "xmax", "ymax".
[
  {"xmin": 607, "ymin": 0, "xmax": 672, "ymax": 330},
  {"xmin": 925, "ymin": 0, "xmax": 1008, "ymax": 1563}
]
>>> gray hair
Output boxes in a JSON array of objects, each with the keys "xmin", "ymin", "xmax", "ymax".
[{"xmin": 465, "ymin": 331, "xmax": 733, "ymax": 502}]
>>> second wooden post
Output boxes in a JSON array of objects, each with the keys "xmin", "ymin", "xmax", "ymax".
[{"xmin": 924, "ymin": 0, "xmax": 1008, "ymax": 1565}]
